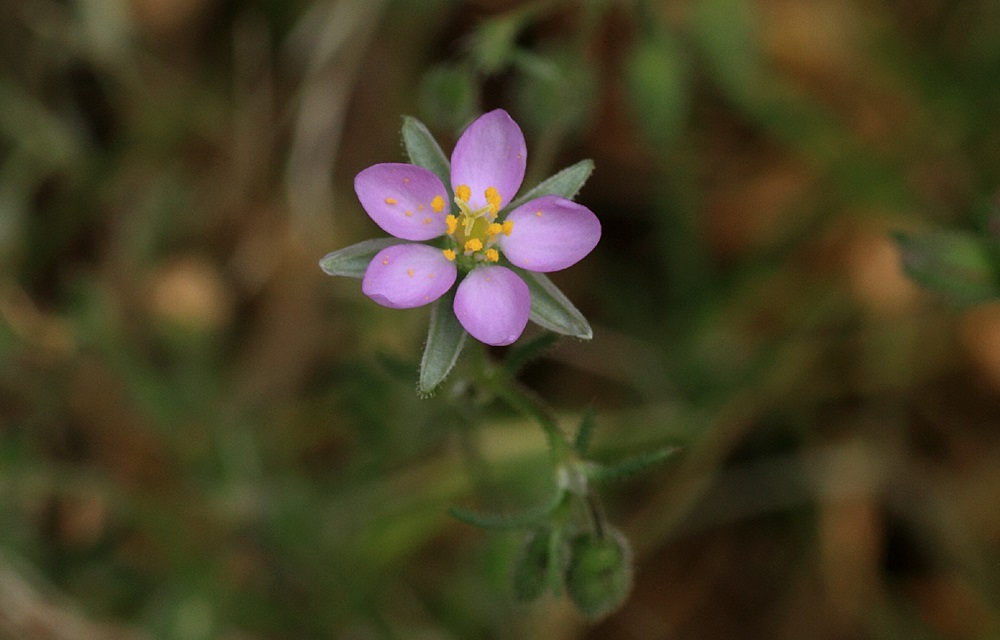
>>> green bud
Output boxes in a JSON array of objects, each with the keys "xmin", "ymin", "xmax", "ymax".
[
  {"xmin": 564, "ymin": 528, "xmax": 633, "ymax": 618},
  {"xmin": 511, "ymin": 528, "xmax": 554, "ymax": 602}
]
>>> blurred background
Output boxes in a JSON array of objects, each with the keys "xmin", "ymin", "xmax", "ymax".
[{"xmin": 3, "ymin": 0, "xmax": 1000, "ymax": 637}]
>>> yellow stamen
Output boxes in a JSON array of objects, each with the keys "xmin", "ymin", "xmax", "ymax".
[
  {"xmin": 502, "ymin": 220, "xmax": 514, "ymax": 236},
  {"xmin": 385, "ymin": 197, "xmax": 397, "ymax": 205},
  {"xmin": 485, "ymin": 187, "xmax": 502, "ymax": 215},
  {"xmin": 487, "ymin": 222, "xmax": 503, "ymax": 236},
  {"xmin": 431, "ymin": 195, "xmax": 445, "ymax": 212},
  {"xmin": 464, "ymin": 238, "xmax": 483, "ymax": 253},
  {"xmin": 455, "ymin": 184, "xmax": 471, "ymax": 203},
  {"xmin": 485, "ymin": 248, "xmax": 499, "ymax": 262},
  {"xmin": 445, "ymin": 215, "xmax": 458, "ymax": 235},
  {"xmin": 442, "ymin": 249, "xmax": 456, "ymax": 261}
]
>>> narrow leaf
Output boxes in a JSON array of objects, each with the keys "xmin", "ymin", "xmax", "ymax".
[
  {"xmin": 893, "ymin": 229, "xmax": 1000, "ymax": 304},
  {"xmin": 587, "ymin": 446, "xmax": 680, "ymax": 484},
  {"xmin": 401, "ymin": 116, "xmax": 451, "ymax": 195},
  {"xmin": 573, "ymin": 409, "xmax": 598, "ymax": 455},
  {"xmin": 508, "ymin": 159, "xmax": 594, "ymax": 210},
  {"xmin": 503, "ymin": 331, "xmax": 559, "ymax": 375},
  {"xmin": 319, "ymin": 237, "xmax": 405, "ymax": 278},
  {"xmin": 448, "ymin": 491, "xmax": 566, "ymax": 531},
  {"xmin": 419, "ymin": 288, "xmax": 467, "ymax": 394},
  {"xmin": 515, "ymin": 269, "xmax": 593, "ymax": 339}
]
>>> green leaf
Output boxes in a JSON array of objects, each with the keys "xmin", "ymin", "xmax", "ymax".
[
  {"xmin": 690, "ymin": 0, "xmax": 762, "ymax": 101},
  {"xmin": 893, "ymin": 229, "xmax": 1000, "ymax": 304},
  {"xmin": 625, "ymin": 29, "xmax": 690, "ymax": 147},
  {"xmin": 448, "ymin": 491, "xmax": 565, "ymax": 531},
  {"xmin": 514, "ymin": 269, "xmax": 593, "ymax": 339},
  {"xmin": 573, "ymin": 409, "xmax": 598, "ymax": 455},
  {"xmin": 319, "ymin": 238, "xmax": 405, "ymax": 278},
  {"xmin": 401, "ymin": 116, "xmax": 451, "ymax": 193},
  {"xmin": 508, "ymin": 159, "xmax": 594, "ymax": 211},
  {"xmin": 512, "ymin": 49, "xmax": 596, "ymax": 136},
  {"xmin": 417, "ymin": 64, "xmax": 479, "ymax": 133},
  {"xmin": 587, "ymin": 446, "xmax": 680, "ymax": 484},
  {"xmin": 503, "ymin": 331, "xmax": 559, "ymax": 375},
  {"xmin": 469, "ymin": 12, "xmax": 524, "ymax": 74},
  {"xmin": 419, "ymin": 288, "xmax": 467, "ymax": 394}
]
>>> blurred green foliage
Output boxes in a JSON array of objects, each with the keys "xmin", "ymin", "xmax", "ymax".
[{"xmin": 2, "ymin": 0, "xmax": 1000, "ymax": 638}]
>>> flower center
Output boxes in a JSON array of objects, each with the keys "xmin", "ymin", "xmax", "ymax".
[{"xmin": 441, "ymin": 184, "xmax": 512, "ymax": 266}]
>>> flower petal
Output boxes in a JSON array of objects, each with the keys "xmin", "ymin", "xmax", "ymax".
[
  {"xmin": 500, "ymin": 195, "xmax": 601, "ymax": 272},
  {"xmin": 450, "ymin": 109, "xmax": 526, "ymax": 213},
  {"xmin": 362, "ymin": 243, "xmax": 457, "ymax": 309},
  {"xmin": 355, "ymin": 163, "xmax": 450, "ymax": 241},
  {"xmin": 453, "ymin": 266, "xmax": 530, "ymax": 346}
]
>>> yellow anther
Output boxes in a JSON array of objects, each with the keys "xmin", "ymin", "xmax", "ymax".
[
  {"xmin": 407, "ymin": 268, "xmax": 414, "ymax": 277},
  {"xmin": 464, "ymin": 238, "xmax": 483, "ymax": 253},
  {"xmin": 487, "ymin": 222, "xmax": 503, "ymax": 236},
  {"xmin": 502, "ymin": 220, "xmax": 514, "ymax": 236},
  {"xmin": 385, "ymin": 197, "xmax": 397, "ymax": 205},
  {"xmin": 535, "ymin": 210, "xmax": 543, "ymax": 217},
  {"xmin": 422, "ymin": 217, "xmax": 432, "ymax": 224},
  {"xmin": 405, "ymin": 211, "xmax": 412, "ymax": 217},
  {"xmin": 485, "ymin": 249, "xmax": 499, "ymax": 262},
  {"xmin": 455, "ymin": 184, "xmax": 471, "ymax": 203},
  {"xmin": 382, "ymin": 258, "xmax": 389, "ymax": 265},
  {"xmin": 442, "ymin": 249, "xmax": 456, "ymax": 261},
  {"xmin": 445, "ymin": 215, "xmax": 458, "ymax": 235},
  {"xmin": 431, "ymin": 195, "xmax": 445, "ymax": 212},
  {"xmin": 485, "ymin": 187, "xmax": 502, "ymax": 215}
]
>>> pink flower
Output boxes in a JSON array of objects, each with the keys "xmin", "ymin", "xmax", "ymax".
[{"xmin": 354, "ymin": 109, "xmax": 601, "ymax": 346}]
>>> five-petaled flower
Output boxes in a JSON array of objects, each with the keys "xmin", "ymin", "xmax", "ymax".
[{"xmin": 354, "ymin": 109, "xmax": 601, "ymax": 346}]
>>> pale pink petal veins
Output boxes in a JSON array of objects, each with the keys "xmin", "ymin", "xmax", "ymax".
[
  {"xmin": 362, "ymin": 243, "xmax": 457, "ymax": 309},
  {"xmin": 450, "ymin": 109, "xmax": 526, "ymax": 212},
  {"xmin": 355, "ymin": 163, "xmax": 450, "ymax": 241},
  {"xmin": 500, "ymin": 195, "xmax": 601, "ymax": 272},
  {"xmin": 453, "ymin": 266, "xmax": 530, "ymax": 346}
]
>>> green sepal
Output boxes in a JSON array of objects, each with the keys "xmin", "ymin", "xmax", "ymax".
[
  {"xmin": 319, "ymin": 237, "xmax": 406, "ymax": 278},
  {"xmin": 514, "ymin": 269, "xmax": 593, "ymax": 339},
  {"xmin": 893, "ymin": 229, "xmax": 1000, "ymax": 304},
  {"xmin": 573, "ymin": 409, "xmax": 598, "ymax": 455},
  {"xmin": 448, "ymin": 491, "xmax": 566, "ymax": 531},
  {"xmin": 401, "ymin": 116, "xmax": 451, "ymax": 197},
  {"xmin": 508, "ymin": 159, "xmax": 594, "ymax": 211},
  {"xmin": 586, "ymin": 446, "xmax": 680, "ymax": 484},
  {"xmin": 419, "ymin": 288, "xmax": 467, "ymax": 395}
]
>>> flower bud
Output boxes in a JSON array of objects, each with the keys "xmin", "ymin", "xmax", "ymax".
[
  {"xmin": 511, "ymin": 528, "xmax": 554, "ymax": 602},
  {"xmin": 564, "ymin": 528, "xmax": 633, "ymax": 618}
]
